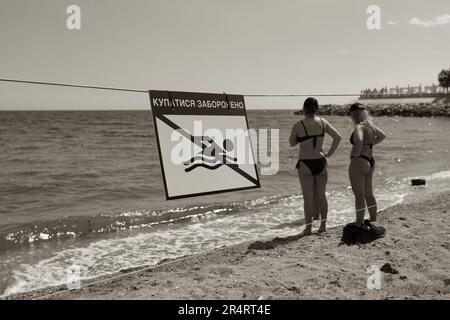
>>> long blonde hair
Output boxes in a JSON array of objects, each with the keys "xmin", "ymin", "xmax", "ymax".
[{"xmin": 351, "ymin": 109, "xmax": 374, "ymax": 130}]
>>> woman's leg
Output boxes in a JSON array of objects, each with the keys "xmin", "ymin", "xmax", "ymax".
[
  {"xmin": 349, "ymin": 158, "xmax": 370, "ymax": 225},
  {"xmin": 365, "ymin": 165, "xmax": 377, "ymax": 221},
  {"xmin": 314, "ymin": 168, "xmax": 328, "ymax": 232},
  {"xmin": 298, "ymin": 164, "xmax": 314, "ymax": 235},
  {"xmin": 313, "ymin": 180, "xmax": 321, "ymax": 221}
]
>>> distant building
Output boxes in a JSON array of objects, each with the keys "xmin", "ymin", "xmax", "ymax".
[{"xmin": 360, "ymin": 83, "xmax": 445, "ymax": 99}]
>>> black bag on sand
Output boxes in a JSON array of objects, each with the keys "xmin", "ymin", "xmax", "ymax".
[{"xmin": 341, "ymin": 220, "xmax": 386, "ymax": 245}]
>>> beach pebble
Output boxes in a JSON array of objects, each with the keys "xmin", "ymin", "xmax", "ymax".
[
  {"xmin": 287, "ymin": 286, "xmax": 303, "ymax": 294},
  {"xmin": 443, "ymin": 279, "xmax": 450, "ymax": 286},
  {"xmin": 385, "ymin": 251, "xmax": 391, "ymax": 256},
  {"xmin": 398, "ymin": 217, "xmax": 407, "ymax": 221},
  {"xmin": 399, "ymin": 275, "xmax": 407, "ymax": 280},
  {"xmin": 329, "ymin": 280, "xmax": 341, "ymax": 287},
  {"xmin": 380, "ymin": 263, "xmax": 399, "ymax": 274}
]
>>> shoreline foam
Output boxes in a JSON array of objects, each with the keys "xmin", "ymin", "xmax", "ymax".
[{"xmin": 5, "ymin": 190, "xmax": 449, "ymax": 300}]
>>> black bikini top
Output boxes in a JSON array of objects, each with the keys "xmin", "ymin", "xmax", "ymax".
[
  {"xmin": 350, "ymin": 125, "xmax": 374, "ymax": 149},
  {"xmin": 297, "ymin": 118, "xmax": 325, "ymax": 148}
]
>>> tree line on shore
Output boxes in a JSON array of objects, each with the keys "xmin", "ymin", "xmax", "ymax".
[{"xmin": 317, "ymin": 100, "xmax": 450, "ymax": 117}]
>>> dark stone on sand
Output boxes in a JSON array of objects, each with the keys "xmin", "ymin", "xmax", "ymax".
[
  {"xmin": 398, "ymin": 217, "xmax": 407, "ymax": 221},
  {"xmin": 287, "ymin": 286, "xmax": 303, "ymax": 294},
  {"xmin": 380, "ymin": 263, "xmax": 399, "ymax": 274},
  {"xmin": 443, "ymin": 279, "xmax": 450, "ymax": 286},
  {"xmin": 411, "ymin": 179, "xmax": 426, "ymax": 186},
  {"xmin": 385, "ymin": 250, "xmax": 391, "ymax": 256},
  {"xmin": 399, "ymin": 275, "xmax": 407, "ymax": 280}
]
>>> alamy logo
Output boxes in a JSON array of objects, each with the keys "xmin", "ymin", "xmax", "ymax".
[
  {"xmin": 66, "ymin": 264, "xmax": 82, "ymax": 290},
  {"xmin": 367, "ymin": 265, "xmax": 381, "ymax": 289},
  {"xmin": 366, "ymin": 5, "xmax": 381, "ymax": 30},
  {"xmin": 66, "ymin": 5, "xmax": 81, "ymax": 30}
]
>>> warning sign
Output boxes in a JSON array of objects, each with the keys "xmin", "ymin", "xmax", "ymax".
[{"xmin": 149, "ymin": 90, "xmax": 260, "ymax": 200}]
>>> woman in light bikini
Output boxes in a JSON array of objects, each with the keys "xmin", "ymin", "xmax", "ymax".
[
  {"xmin": 290, "ymin": 98, "xmax": 341, "ymax": 235},
  {"xmin": 348, "ymin": 103, "xmax": 386, "ymax": 226}
]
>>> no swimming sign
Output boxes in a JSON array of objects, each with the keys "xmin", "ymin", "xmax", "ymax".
[{"xmin": 149, "ymin": 90, "xmax": 260, "ymax": 200}]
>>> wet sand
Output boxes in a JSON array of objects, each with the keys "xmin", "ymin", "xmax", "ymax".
[{"xmin": 7, "ymin": 191, "xmax": 450, "ymax": 300}]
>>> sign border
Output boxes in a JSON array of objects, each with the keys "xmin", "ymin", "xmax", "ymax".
[{"xmin": 149, "ymin": 90, "xmax": 261, "ymax": 200}]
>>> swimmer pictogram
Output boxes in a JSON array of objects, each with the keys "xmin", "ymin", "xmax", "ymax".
[{"xmin": 183, "ymin": 138, "xmax": 237, "ymax": 172}]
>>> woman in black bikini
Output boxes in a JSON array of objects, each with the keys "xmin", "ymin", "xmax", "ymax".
[
  {"xmin": 348, "ymin": 103, "xmax": 386, "ymax": 225},
  {"xmin": 289, "ymin": 98, "xmax": 341, "ymax": 235}
]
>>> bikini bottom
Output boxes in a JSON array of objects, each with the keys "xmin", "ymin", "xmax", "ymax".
[
  {"xmin": 351, "ymin": 155, "xmax": 375, "ymax": 168},
  {"xmin": 296, "ymin": 157, "xmax": 327, "ymax": 175}
]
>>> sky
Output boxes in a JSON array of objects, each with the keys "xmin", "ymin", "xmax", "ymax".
[{"xmin": 0, "ymin": 0, "xmax": 449, "ymax": 110}]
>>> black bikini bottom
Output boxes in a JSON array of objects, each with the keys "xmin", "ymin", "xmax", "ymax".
[
  {"xmin": 296, "ymin": 157, "xmax": 327, "ymax": 175},
  {"xmin": 351, "ymin": 155, "xmax": 375, "ymax": 168}
]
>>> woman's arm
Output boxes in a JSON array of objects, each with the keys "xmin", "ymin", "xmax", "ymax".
[
  {"xmin": 350, "ymin": 125, "xmax": 364, "ymax": 157},
  {"xmin": 373, "ymin": 125, "xmax": 386, "ymax": 145},
  {"xmin": 289, "ymin": 123, "xmax": 299, "ymax": 147},
  {"xmin": 323, "ymin": 119, "xmax": 341, "ymax": 157}
]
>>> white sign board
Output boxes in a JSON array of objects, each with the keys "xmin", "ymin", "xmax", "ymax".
[{"xmin": 149, "ymin": 90, "xmax": 260, "ymax": 200}]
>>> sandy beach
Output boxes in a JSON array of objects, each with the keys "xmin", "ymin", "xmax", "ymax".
[{"xmin": 6, "ymin": 190, "xmax": 449, "ymax": 300}]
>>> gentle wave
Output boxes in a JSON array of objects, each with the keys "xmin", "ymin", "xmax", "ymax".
[
  {"xmin": 4, "ymin": 169, "xmax": 448, "ymax": 252},
  {"xmin": 386, "ymin": 169, "xmax": 450, "ymax": 185},
  {"xmin": 421, "ymin": 169, "xmax": 450, "ymax": 180},
  {"xmin": 0, "ymin": 204, "xmax": 237, "ymax": 251},
  {"xmin": 0, "ymin": 194, "xmax": 295, "ymax": 251}
]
